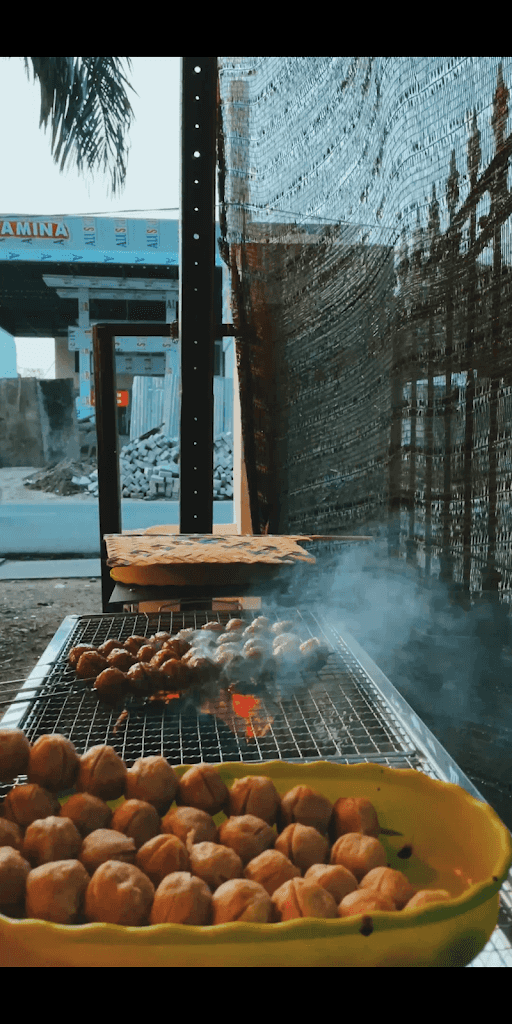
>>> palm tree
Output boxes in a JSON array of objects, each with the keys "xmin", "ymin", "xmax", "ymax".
[{"xmin": 4, "ymin": 57, "xmax": 138, "ymax": 197}]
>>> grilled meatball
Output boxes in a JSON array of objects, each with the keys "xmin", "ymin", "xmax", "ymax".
[
  {"xmin": 106, "ymin": 648, "xmax": 136, "ymax": 672},
  {"xmin": 97, "ymin": 639, "xmax": 124, "ymax": 657},
  {"xmin": 68, "ymin": 644, "xmax": 96, "ymax": 668},
  {"xmin": 123, "ymin": 636, "xmax": 149, "ymax": 655},
  {"xmin": 76, "ymin": 651, "xmax": 108, "ymax": 679},
  {"xmin": 94, "ymin": 668, "xmax": 128, "ymax": 705},
  {"xmin": 162, "ymin": 638, "xmax": 191, "ymax": 659},
  {"xmin": 149, "ymin": 649, "xmax": 174, "ymax": 670},
  {"xmin": 270, "ymin": 621, "xmax": 295, "ymax": 636},
  {"xmin": 160, "ymin": 659, "xmax": 191, "ymax": 689},
  {"xmin": 182, "ymin": 655, "xmax": 220, "ymax": 684},
  {"xmin": 126, "ymin": 663, "xmax": 158, "ymax": 698},
  {"xmin": 217, "ymin": 632, "xmax": 244, "ymax": 647},
  {"xmin": 137, "ymin": 644, "xmax": 158, "ymax": 663},
  {"xmin": 225, "ymin": 618, "xmax": 245, "ymax": 633},
  {"xmin": 201, "ymin": 621, "xmax": 224, "ymax": 632}
]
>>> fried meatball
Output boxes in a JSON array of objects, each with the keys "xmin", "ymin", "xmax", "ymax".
[
  {"xmin": 338, "ymin": 890, "xmax": 397, "ymax": 917},
  {"xmin": 0, "ymin": 817, "xmax": 22, "ymax": 851},
  {"xmin": 211, "ymin": 879, "xmax": 272, "ymax": 924},
  {"xmin": 403, "ymin": 889, "xmax": 452, "ymax": 910},
  {"xmin": 27, "ymin": 734, "xmax": 80, "ymax": 792},
  {"xmin": 2, "ymin": 784, "xmax": 60, "ymax": 829},
  {"xmin": 79, "ymin": 829, "xmax": 137, "ymax": 874},
  {"xmin": 136, "ymin": 834, "xmax": 190, "ymax": 887},
  {"xmin": 26, "ymin": 859, "xmax": 90, "ymax": 924},
  {"xmin": 242, "ymin": 620, "xmax": 269, "ymax": 638},
  {"xmin": 125, "ymin": 756, "xmax": 179, "ymax": 814},
  {"xmin": 228, "ymin": 775, "xmax": 281, "ymax": 826},
  {"xmin": 331, "ymin": 796, "xmax": 380, "ymax": 840},
  {"xmin": 358, "ymin": 866, "xmax": 416, "ymax": 910},
  {"xmin": 243, "ymin": 849, "xmax": 300, "ymax": 897},
  {"xmin": 76, "ymin": 651, "xmax": 108, "ymax": 679},
  {"xmin": 280, "ymin": 785, "xmax": 333, "ymax": 835},
  {"xmin": 0, "ymin": 846, "xmax": 31, "ymax": 907},
  {"xmin": 177, "ymin": 764, "xmax": 229, "ymax": 816},
  {"xmin": 59, "ymin": 793, "xmax": 112, "ymax": 837},
  {"xmin": 150, "ymin": 871, "xmax": 212, "ymax": 925},
  {"xmin": 0, "ymin": 729, "xmax": 31, "ymax": 782},
  {"xmin": 218, "ymin": 815, "xmax": 275, "ymax": 867},
  {"xmin": 94, "ymin": 667, "xmax": 128, "ymax": 705},
  {"xmin": 304, "ymin": 864, "xmax": 358, "ymax": 904},
  {"xmin": 110, "ymin": 799, "xmax": 161, "ymax": 851},
  {"xmin": 189, "ymin": 842, "xmax": 244, "ymax": 892},
  {"xmin": 275, "ymin": 823, "xmax": 329, "ymax": 874},
  {"xmin": 85, "ymin": 860, "xmax": 154, "ymax": 926},
  {"xmin": 252, "ymin": 616, "xmax": 270, "ymax": 629},
  {"xmin": 161, "ymin": 806, "xmax": 218, "ymax": 846},
  {"xmin": 76, "ymin": 745, "xmax": 127, "ymax": 801},
  {"xmin": 272, "ymin": 877, "xmax": 338, "ymax": 922},
  {"xmin": 330, "ymin": 833, "xmax": 387, "ymax": 882},
  {"xmin": 216, "ymin": 632, "xmax": 244, "ymax": 648},
  {"xmin": 22, "ymin": 816, "xmax": 82, "ymax": 867}
]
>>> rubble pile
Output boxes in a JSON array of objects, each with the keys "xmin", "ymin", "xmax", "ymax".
[
  {"xmin": 23, "ymin": 431, "xmax": 234, "ymax": 501},
  {"xmin": 23, "ymin": 459, "xmax": 96, "ymax": 496}
]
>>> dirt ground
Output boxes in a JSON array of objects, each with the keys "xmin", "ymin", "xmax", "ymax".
[
  {"xmin": 0, "ymin": 576, "xmax": 103, "ymax": 722},
  {"xmin": 0, "ymin": 467, "xmax": 96, "ymax": 503}
]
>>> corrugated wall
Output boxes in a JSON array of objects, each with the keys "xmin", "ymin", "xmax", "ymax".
[{"xmin": 130, "ymin": 375, "xmax": 233, "ymax": 441}]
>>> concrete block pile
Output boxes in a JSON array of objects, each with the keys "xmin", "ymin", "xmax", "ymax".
[{"xmin": 84, "ymin": 431, "xmax": 234, "ymax": 500}]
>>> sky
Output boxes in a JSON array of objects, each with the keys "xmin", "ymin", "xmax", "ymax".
[{"xmin": 0, "ymin": 56, "xmax": 183, "ymax": 377}]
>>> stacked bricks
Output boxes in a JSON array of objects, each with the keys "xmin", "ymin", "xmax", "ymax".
[{"xmin": 82, "ymin": 431, "xmax": 234, "ymax": 500}]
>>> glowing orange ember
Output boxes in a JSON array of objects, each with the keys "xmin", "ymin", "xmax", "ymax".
[
  {"xmin": 148, "ymin": 691, "xmax": 181, "ymax": 704},
  {"xmin": 200, "ymin": 689, "xmax": 273, "ymax": 741}
]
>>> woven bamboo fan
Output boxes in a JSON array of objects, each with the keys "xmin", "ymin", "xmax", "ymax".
[{"xmin": 104, "ymin": 533, "xmax": 317, "ymax": 587}]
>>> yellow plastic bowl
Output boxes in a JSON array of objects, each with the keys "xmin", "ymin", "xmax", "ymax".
[{"xmin": 1, "ymin": 760, "xmax": 511, "ymax": 967}]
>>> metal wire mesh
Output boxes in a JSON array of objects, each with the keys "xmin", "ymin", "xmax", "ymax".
[{"xmin": 217, "ymin": 57, "xmax": 512, "ymax": 600}]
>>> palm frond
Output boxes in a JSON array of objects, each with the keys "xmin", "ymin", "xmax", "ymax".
[{"xmin": 23, "ymin": 57, "xmax": 138, "ymax": 197}]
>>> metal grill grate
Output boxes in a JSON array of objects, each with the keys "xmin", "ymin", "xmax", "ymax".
[
  {"xmin": 1, "ymin": 606, "xmax": 512, "ymax": 966},
  {"xmin": 0, "ymin": 610, "xmax": 419, "ymax": 767}
]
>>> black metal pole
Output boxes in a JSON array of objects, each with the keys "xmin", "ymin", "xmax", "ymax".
[
  {"xmin": 93, "ymin": 324, "xmax": 123, "ymax": 611},
  {"xmin": 179, "ymin": 57, "xmax": 217, "ymax": 535}
]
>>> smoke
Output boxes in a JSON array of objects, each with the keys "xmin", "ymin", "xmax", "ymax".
[
  {"xmin": 249, "ymin": 523, "xmax": 512, "ymax": 754},
  {"xmin": 169, "ymin": 525, "xmax": 512, "ymax": 781}
]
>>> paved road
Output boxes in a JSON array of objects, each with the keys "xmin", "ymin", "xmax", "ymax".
[{"xmin": 0, "ymin": 501, "xmax": 234, "ymax": 556}]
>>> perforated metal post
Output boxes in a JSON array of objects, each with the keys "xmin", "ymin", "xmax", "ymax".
[{"xmin": 179, "ymin": 57, "xmax": 217, "ymax": 535}]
